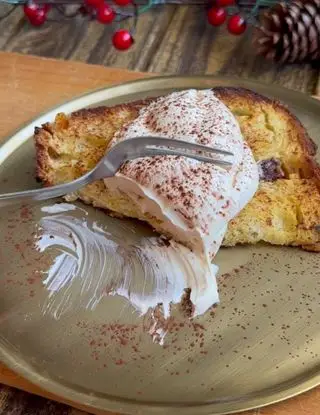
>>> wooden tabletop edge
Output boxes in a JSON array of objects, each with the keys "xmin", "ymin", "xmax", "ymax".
[{"xmin": 0, "ymin": 51, "xmax": 150, "ymax": 78}]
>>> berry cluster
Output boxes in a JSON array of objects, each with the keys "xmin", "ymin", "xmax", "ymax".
[
  {"xmin": 23, "ymin": 0, "xmax": 134, "ymax": 50},
  {"xmin": 207, "ymin": 0, "xmax": 247, "ymax": 35}
]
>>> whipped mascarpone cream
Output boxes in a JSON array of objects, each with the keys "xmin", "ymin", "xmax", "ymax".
[
  {"xmin": 102, "ymin": 89, "xmax": 259, "ymax": 316},
  {"xmin": 37, "ymin": 205, "xmax": 219, "ymax": 328}
]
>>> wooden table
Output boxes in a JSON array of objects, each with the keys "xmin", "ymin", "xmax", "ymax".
[
  {"xmin": 0, "ymin": 4, "xmax": 319, "ymax": 91},
  {"xmin": 0, "ymin": 4, "xmax": 319, "ymax": 413}
]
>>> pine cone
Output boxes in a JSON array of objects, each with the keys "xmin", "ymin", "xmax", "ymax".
[{"xmin": 253, "ymin": 0, "xmax": 320, "ymax": 64}]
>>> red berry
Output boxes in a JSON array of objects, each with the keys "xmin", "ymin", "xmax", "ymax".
[
  {"xmin": 113, "ymin": 0, "xmax": 131, "ymax": 6},
  {"xmin": 227, "ymin": 15, "xmax": 246, "ymax": 35},
  {"xmin": 207, "ymin": 6, "xmax": 227, "ymax": 26},
  {"xmin": 28, "ymin": 9, "xmax": 47, "ymax": 26},
  {"xmin": 24, "ymin": 3, "xmax": 39, "ymax": 19},
  {"xmin": 24, "ymin": 2, "xmax": 49, "ymax": 18},
  {"xmin": 85, "ymin": 0, "xmax": 105, "ymax": 8},
  {"xmin": 24, "ymin": 2, "xmax": 49, "ymax": 25},
  {"xmin": 112, "ymin": 29, "xmax": 133, "ymax": 50},
  {"xmin": 215, "ymin": 0, "xmax": 235, "ymax": 6},
  {"xmin": 96, "ymin": 3, "xmax": 115, "ymax": 23}
]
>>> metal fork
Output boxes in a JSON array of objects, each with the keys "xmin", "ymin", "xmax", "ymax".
[{"xmin": 0, "ymin": 136, "xmax": 233, "ymax": 207}]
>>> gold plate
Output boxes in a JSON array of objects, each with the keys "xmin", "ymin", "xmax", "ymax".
[{"xmin": 0, "ymin": 76, "xmax": 319, "ymax": 415}]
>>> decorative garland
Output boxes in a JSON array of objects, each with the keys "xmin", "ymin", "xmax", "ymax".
[
  {"xmin": 0, "ymin": 0, "xmax": 289, "ymax": 50},
  {"xmin": 206, "ymin": 0, "xmax": 282, "ymax": 34}
]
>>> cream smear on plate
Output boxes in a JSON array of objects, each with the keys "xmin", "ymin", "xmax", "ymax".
[{"xmin": 36, "ymin": 203, "xmax": 217, "ymax": 342}]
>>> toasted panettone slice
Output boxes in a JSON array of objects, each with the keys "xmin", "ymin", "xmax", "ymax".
[{"xmin": 34, "ymin": 88, "xmax": 320, "ymax": 252}]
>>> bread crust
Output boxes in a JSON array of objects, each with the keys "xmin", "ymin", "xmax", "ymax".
[
  {"xmin": 212, "ymin": 87, "xmax": 319, "ymax": 180},
  {"xmin": 212, "ymin": 87, "xmax": 317, "ymax": 155},
  {"xmin": 35, "ymin": 101, "xmax": 148, "ymax": 185}
]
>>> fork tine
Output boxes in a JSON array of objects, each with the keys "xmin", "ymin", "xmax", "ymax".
[
  {"xmin": 131, "ymin": 136, "xmax": 234, "ymax": 157},
  {"xmin": 130, "ymin": 148, "xmax": 233, "ymax": 167},
  {"xmin": 105, "ymin": 135, "xmax": 234, "ymax": 175}
]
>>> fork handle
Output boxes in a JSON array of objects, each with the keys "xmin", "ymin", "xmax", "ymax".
[{"xmin": 0, "ymin": 173, "xmax": 92, "ymax": 208}]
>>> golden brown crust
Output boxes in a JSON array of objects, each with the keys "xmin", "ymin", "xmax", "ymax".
[
  {"xmin": 212, "ymin": 87, "xmax": 317, "ymax": 154},
  {"xmin": 212, "ymin": 87, "xmax": 318, "ymax": 179},
  {"xmin": 35, "ymin": 102, "xmax": 147, "ymax": 186},
  {"xmin": 34, "ymin": 87, "xmax": 320, "ymax": 251}
]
